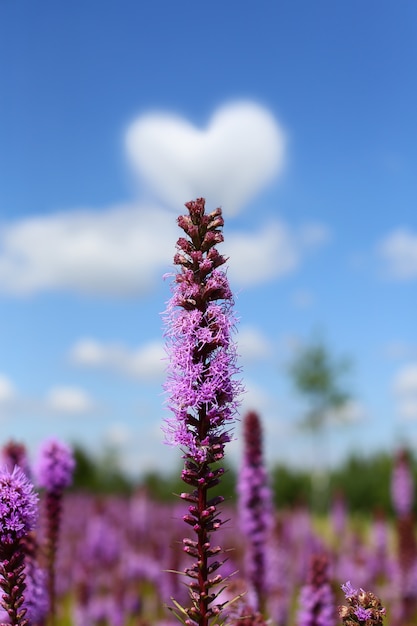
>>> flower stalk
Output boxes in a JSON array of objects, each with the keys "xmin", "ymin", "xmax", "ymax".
[{"xmin": 163, "ymin": 198, "xmax": 241, "ymax": 626}]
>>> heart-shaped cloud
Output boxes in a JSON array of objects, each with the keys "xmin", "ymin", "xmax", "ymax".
[{"xmin": 125, "ymin": 101, "xmax": 286, "ymax": 216}]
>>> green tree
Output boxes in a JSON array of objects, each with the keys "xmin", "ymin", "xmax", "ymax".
[
  {"xmin": 288, "ymin": 335, "xmax": 352, "ymax": 511},
  {"xmin": 289, "ymin": 337, "xmax": 351, "ymax": 432}
]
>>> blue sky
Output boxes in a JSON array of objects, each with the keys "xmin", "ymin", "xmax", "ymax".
[{"xmin": 1, "ymin": 1, "xmax": 417, "ymax": 477}]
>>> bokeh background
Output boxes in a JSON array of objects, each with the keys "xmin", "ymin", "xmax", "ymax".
[{"xmin": 1, "ymin": 1, "xmax": 416, "ymax": 479}]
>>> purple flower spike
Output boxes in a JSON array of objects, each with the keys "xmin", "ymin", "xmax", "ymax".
[
  {"xmin": 0, "ymin": 466, "xmax": 39, "ymax": 626},
  {"xmin": 36, "ymin": 438, "xmax": 75, "ymax": 626},
  {"xmin": 36, "ymin": 438, "xmax": 75, "ymax": 492},
  {"xmin": 237, "ymin": 411, "xmax": 273, "ymax": 610},
  {"xmin": 163, "ymin": 198, "xmax": 242, "ymax": 626},
  {"xmin": 297, "ymin": 553, "xmax": 335, "ymax": 626},
  {"xmin": 391, "ymin": 449, "xmax": 414, "ymax": 518}
]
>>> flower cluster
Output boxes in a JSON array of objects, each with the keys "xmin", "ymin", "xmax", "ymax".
[
  {"xmin": 163, "ymin": 199, "xmax": 241, "ymax": 461},
  {"xmin": 0, "ymin": 466, "xmax": 38, "ymax": 545},
  {"xmin": 339, "ymin": 581, "xmax": 386, "ymax": 626}
]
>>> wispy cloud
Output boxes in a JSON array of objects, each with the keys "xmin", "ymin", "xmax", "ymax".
[
  {"xmin": 45, "ymin": 386, "xmax": 96, "ymax": 415},
  {"xmin": 125, "ymin": 100, "xmax": 286, "ymax": 216},
  {"xmin": 0, "ymin": 204, "xmax": 176, "ymax": 296},
  {"xmin": 69, "ymin": 338, "xmax": 166, "ymax": 381},
  {"xmin": 0, "ymin": 209, "xmax": 328, "ymax": 297},
  {"xmin": 223, "ymin": 220, "xmax": 330, "ymax": 287},
  {"xmin": 377, "ymin": 228, "xmax": 417, "ymax": 280}
]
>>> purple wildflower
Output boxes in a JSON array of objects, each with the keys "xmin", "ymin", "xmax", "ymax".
[
  {"xmin": 35, "ymin": 438, "xmax": 75, "ymax": 626},
  {"xmin": 237, "ymin": 410, "xmax": 273, "ymax": 610},
  {"xmin": 163, "ymin": 198, "xmax": 242, "ymax": 626},
  {"xmin": 354, "ymin": 606, "xmax": 373, "ymax": 621},
  {"xmin": 0, "ymin": 466, "xmax": 39, "ymax": 626},
  {"xmin": 391, "ymin": 449, "xmax": 414, "ymax": 518},
  {"xmin": 341, "ymin": 581, "xmax": 358, "ymax": 600},
  {"xmin": 339, "ymin": 582, "xmax": 386, "ymax": 625},
  {"xmin": 296, "ymin": 553, "xmax": 335, "ymax": 626},
  {"xmin": 35, "ymin": 438, "xmax": 75, "ymax": 492},
  {"xmin": 0, "ymin": 467, "xmax": 38, "ymax": 544}
]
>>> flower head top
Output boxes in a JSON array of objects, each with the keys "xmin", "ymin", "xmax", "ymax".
[
  {"xmin": 339, "ymin": 582, "xmax": 386, "ymax": 625},
  {"xmin": 163, "ymin": 197, "xmax": 242, "ymax": 463},
  {"xmin": 35, "ymin": 438, "xmax": 75, "ymax": 492},
  {"xmin": 0, "ymin": 466, "xmax": 38, "ymax": 545}
]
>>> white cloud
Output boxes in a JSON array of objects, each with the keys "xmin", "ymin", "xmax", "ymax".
[
  {"xmin": 393, "ymin": 363, "xmax": 417, "ymax": 420},
  {"xmin": 70, "ymin": 338, "xmax": 166, "ymax": 381},
  {"xmin": 378, "ymin": 228, "xmax": 417, "ymax": 280},
  {"xmin": 0, "ymin": 101, "xmax": 327, "ymax": 298},
  {"xmin": 237, "ymin": 325, "xmax": 272, "ymax": 363},
  {"xmin": 45, "ymin": 386, "xmax": 95, "ymax": 414},
  {"xmin": 0, "ymin": 204, "xmax": 177, "ymax": 296},
  {"xmin": 0, "ymin": 204, "xmax": 326, "ymax": 297},
  {"xmin": 125, "ymin": 100, "xmax": 286, "ymax": 216},
  {"xmin": 223, "ymin": 219, "xmax": 329, "ymax": 287},
  {"xmin": 0, "ymin": 375, "xmax": 15, "ymax": 404}
]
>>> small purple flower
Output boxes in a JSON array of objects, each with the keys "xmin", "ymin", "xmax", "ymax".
[
  {"xmin": 355, "ymin": 606, "xmax": 373, "ymax": 620},
  {"xmin": 341, "ymin": 581, "xmax": 358, "ymax": 599},
  {"xmin": 35, "ymin": 438, "xmax": 75, "ymax": 492}
]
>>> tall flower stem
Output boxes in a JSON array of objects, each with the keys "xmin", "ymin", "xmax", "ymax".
[{"xmin": 163, "ymin": 198, "xmax": 241, "ymax": 626}]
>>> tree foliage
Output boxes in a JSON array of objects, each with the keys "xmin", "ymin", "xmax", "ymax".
[{"xmin": 288, "ymin": 336, "xmax": 351, "ymax": 431}]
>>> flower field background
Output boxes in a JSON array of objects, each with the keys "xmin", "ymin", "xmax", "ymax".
[{"xmin": 0, "ymin": 438, "xmax": 416, "ymax": 626}]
